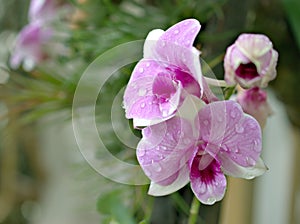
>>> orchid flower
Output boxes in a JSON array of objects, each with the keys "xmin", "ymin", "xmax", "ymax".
[
  {"xmin": 224, "ymin": 34, "xmax": 278, "ymax": 88},
  {"xmin": 10, "ymin": 22, "xmax": 52, "ymax": 71},
  {"xmin": 123, "ymin": 19, "xmax": 204, "ymax": 127},
  {"xmin": 136, "ymin": 96, "xmax": 267, "ymax": 205}
]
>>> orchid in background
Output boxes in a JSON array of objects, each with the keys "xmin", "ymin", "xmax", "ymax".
[
  {"xmin": 136, "ymin": 97, "xmax": 266, "ymax": 204},
  {"xmin": 9, "ymin": 0, "xmax": 69, "ymax": 71},
  {"xmin": 10, "ymin": 22, "xmax": 52, "ymax": 71},
  {"xmin": 224, "ymin": 34, "xmax": 278, "ymax": 128},
  {"xmin": 224, "ymin": 34, "xmax": 278, "ymax": 88},
  {"xmin": 123, "ymin": 19, "xmax": 203, "ymax": 127}
]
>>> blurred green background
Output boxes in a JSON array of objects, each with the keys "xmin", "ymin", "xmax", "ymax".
[{"xmin": 0, "ymin": 0, "xmax": 299, "ymax": 223}]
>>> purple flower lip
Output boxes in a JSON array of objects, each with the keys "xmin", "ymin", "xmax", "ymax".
[{"xmin": 235, "ymin": 62, "xmax": 260, "ymax": 80}]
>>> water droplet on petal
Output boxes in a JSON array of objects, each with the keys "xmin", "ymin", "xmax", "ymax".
[
  {"xmin": 138, "ymin": 88, "xmax": 147, "ymax": 96},
  {"xmin": 161, "ymin": 41, "xmax": 166, "ymax": 47},
  {"xmin": 207, "ymin": 197, "xmax": 216, "ymax": 204},
  {"xmin": 184, "ymin": 138, "xmax": 191, "ymax": 145},
  {"xmin": 235, "ymin": 124, "xmax": 244, "ymax": 133},
  {"xmin": 185, "ymin": 40, "xmax": 191, "ymax": 46},
  {"xmin": 162, "ymin": 109, "xmax": 169, "ymax": 117},
  {"xmin": 203, "ymin": 120, "xmax": 209, "ymax": 126},
  {"xmin": 160, "ymin": 145, "xmax": 167, "ymax": 151},
  {"xmin": 141, "ymin": 102, "xmax": 145, "ymax": 108},
  {"xmin": 234, "ymin": 148, "xmax": 240, "ymax": 153},
  {"xmin": 191, "ymin": 28, "xmax": 196, "ymax": 34},
  {"xmin": 217, "ymin": 116, "xmax": 223, "ymax": 122},
  {"xmin": 139, "ymin": 149, "xmax": 146, "ymax": 156},
  {"xmin": 153, "ymin": 163, "xmax": 162, "ymax": 172},
  {"xmin": 230, "ymin": 109, "xmax": 237, "ymax": 119},
  {"xmin": 174, "ymin": 29, "xmax": 179, "ymax": 34},
  {"xmin": 184, "ymin": 21, "xmax": 190, "ymax": 26},
  {"xmin": 246, "ymin": 157, "xmax": 256, "ymax": 166},
  {"xmin": 146, "ymin": 62, "xmax": 150, "ymax": 67},
  {"xmin": 253, "ymin": 139, "xmax": 261, "ymax": 152},
  {"xmin": 199, "ymin": 183, "xmax": 207, "ymax": 194},
  {"xmin": 139, "ymin": 67, "xmax": 144, "ymax": 73}
]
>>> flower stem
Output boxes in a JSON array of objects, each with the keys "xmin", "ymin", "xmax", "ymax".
[
  {"xmin": 204, "ymin": 77, "xmax": 229, "ymax": 87},
  {"xmin": 188, "ymin": 196, "xmax": 201, "ymax": 224}
]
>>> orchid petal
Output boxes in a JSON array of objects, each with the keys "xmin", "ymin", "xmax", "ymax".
[
  {"xmin": 220, "ymin": 155, "xmax": 268, "ymax": 179},
  {"xmin": 190, "ymin": 156, "xmax": 226, "ymax": 205},
  {"xmin": 144, "ymin": 19, "xmax": 203, "ymax": 90},
  {"xmin": 144, "ymin": 29, "xmax": 165, "ymax": 59},
  {"xmin": 148, "ymin": 163, "xmax": 190, "ymax": 196},
  {"xmin": 124, "ymin": 59, "xmax": 182, "ymax": 126},
  {"xmin": 196, "ymin": 100, "xmax": 262, "ymax": 167},
  {"xmin": 137, "ymin": 116, "xmax": 195, "ymax": 184}
]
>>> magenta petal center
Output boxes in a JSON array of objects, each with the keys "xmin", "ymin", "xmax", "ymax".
[
  {"xmin": 235, "ymin": 62, "xmax": 260, "ymax": 80},
  {"xmin": 190, "ymin": 155, "xmax": 220, "ymax": 184}
]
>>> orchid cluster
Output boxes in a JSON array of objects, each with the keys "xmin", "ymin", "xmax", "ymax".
[
  {"xmin": 10, "ymin": 0, "xmax": 66, "ymax": 71},
  {"xmin": 123, "ymin": 19, "xmax": 278, "ymax": 205}
]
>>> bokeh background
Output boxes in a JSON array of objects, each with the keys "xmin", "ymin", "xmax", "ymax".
[{"xmin": 0, "ymin": 0, "xmax": 299, "ymax": 223}]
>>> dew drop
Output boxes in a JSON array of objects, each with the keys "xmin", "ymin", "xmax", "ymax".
[
  {"xmin": 203, "ymin": 120, "xmax": 209, "ymax": 126},
  {"xmin": 235, "ymin": 124, "xmax": 244, "ymax": 133},
  {"xmin": 207, "ymin": 197, "xmax": 216, "ymax": 204},
  {"xmin": 183, "ymin": 138, "xmax": 191, "ymax": 145},
  {"xmin": 162, "ymin": 109, "xmax": 169, "ymax": 117},
  {"xmin": 253, "ymin": 139, "xmax": 261, "ymax": 152},
  {"xmin": 174, "ymin": 29, "xmax": 179, "ymax": 34},
  {"xmin": 246, "ymin": 157, "xmax": 256, "ymax": 166},
  {"xmin": 222, "ymin": 146, "xmax": 229, "ymax": 152},
  {"xmin": 217, "ymin": 116, "xmax": 223, "ymax": 122},
  {"xmin": 141, "ymin": 102, "xmax": 146, "ymax": 108},
  {"xmin": 230, "ymin": 109, "xmax": 237, "ymax": 119},
  {"xmin": 184, "ymin": 21, "xmax": 190, "ymax": 26},
  {"xmin": 160, "ymin": 146, "xmax": 167, "ymax": 150},
  {"xmin": 139, "ymin": 67, "xmax": 144, "ymax": 73},
  {"xmin": 199, "ymin": 183, "xmax": 207, "ymax": 194},
  {"xmin": 191, "ymin": 28, "xmax": 197, "ymax": 34},
  {"xmin": 138, "ymin": 149, "xmax": 146, "ymax": 156},
  {"xmin": 185, "ymin": 40, "xmax": 191, "ymax": 46},
  {"xmin": 161, "ymin": 41, "xmax": 166, "ymax": 47},
  {"xmin": 146, "ymin": 62, "xmax": 150, "ymax": 67},
  {"xmin": 138, "ymin": 88, "xmax": 147, "ymax": 96},
  {"xmin": 153, "ymin": 163, "xmax": 162, "ymax": 172},
  {"xmin": 234, "ymin": 148, "xmax": 240, "ymax": 153}
]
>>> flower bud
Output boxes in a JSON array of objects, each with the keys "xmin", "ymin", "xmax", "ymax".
[
  {"xmin": 237, "ymin": 87, "xmax": 273, "ymax": 128},
  {"xmin": 224, "ymin": 34, "xmax": 278, "ymax": 88}
]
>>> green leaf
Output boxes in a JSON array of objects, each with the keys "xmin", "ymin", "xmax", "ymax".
[
  {"xmin": 97, "ymin": 190, "xmax": 135, "ymax": 224},
  {"xmin": 281, "ymin": 0, "xmax": 300, "ymax": 49}
]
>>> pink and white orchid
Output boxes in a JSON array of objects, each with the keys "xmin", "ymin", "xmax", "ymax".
[
  {"xmin": 137, "ymin": 97, "xmax": 267, "ymax": 205},
  {"xmin": 123, "ymin": 19, "xmax": 203, "ymax": 127},
  {"xmin": 224, "ymin": 34, "xmax": 278, "ymax": 88},
  {"xmin": 10, "ymin": 22, "xmax": 52, "ymax": 71}
]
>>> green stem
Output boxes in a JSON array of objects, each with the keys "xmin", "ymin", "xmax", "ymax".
[{"xmin": 188, "ymin": 196, "xmax": 201, "ymax": 224}]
